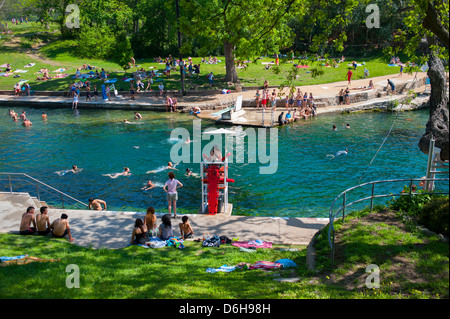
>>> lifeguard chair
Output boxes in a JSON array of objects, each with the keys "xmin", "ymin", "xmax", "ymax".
[{"xmin": 200, "ymin": 129, "xmax": 236, "ymax": 216}]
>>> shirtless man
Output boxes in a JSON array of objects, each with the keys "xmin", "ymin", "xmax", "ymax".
[
  {"xmin": 134, "ymin": 112, "xmax": 142, "ymax": 119},
  {"xmin": 19, "ymin": 206, "xmax": 37, "ymax": 235},
  {"xmin": 50, "ymin": 213, "xmax": 74, "ymax": 242},
  {"xmin": 36, "ymin": 206, "xmax": 51, "ymax": 235},
  {"xmin": 41, "ymin": 112, "xmax": 47, "ymax": 120},
  {"xmin": 88, "ymin": 197, "xmax": 107, "ymax": 211},
  {"xmin": 22, "ymin": 118, "xmax": 32, "ymax": 127}
]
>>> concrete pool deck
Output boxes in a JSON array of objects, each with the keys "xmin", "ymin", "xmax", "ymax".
[
  {"xmin": 0, "ymin": 73, "xmax": 430, "ymax": 128},
  {"xmin": 0, "ymin": 192, "xmax": 329, "ymax": 249}
]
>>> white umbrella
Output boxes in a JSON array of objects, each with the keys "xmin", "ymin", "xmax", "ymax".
[{"xmin": 203, "ymin": 128, "xmax": 237, "ymax": 135}]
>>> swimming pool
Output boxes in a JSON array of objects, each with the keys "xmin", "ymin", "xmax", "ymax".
[{"xmin": 0, "ymin": 106, "xmax": 437, "ymax": 217}]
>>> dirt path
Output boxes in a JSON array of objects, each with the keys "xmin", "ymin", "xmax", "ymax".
[{"xmin": 2, "ymin": 33, "xmax": 66, "ymax": 67}]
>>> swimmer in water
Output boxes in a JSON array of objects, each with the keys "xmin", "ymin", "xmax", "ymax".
[
  {"xmin": 41, "ymin": 112, "xmax": 47, "ymax": 120},
  {"xmin": 134, "ymin": 112, "xmax": 142, "ymax": 120},
  {"xmin": 332, "ymin": 124, "xmax": 337, "ymax": 131},
  {"xmin": 344, "ymin": 123, "xmax": 350, "ymax": 129},
  {"xmin": 70, "ymin": 165, "xmax": 82, "ymax": 173},
  {"xmin": 327, "ymin": 148, "xmax": 349, "ymax": 159},
  {"xmin": 146, "ymin": 162, "xmax": 178, "ymax": 174},
  {"xmin": 103, "ymin": 167, "xmax": 131, "ymax": 179},
  {"xmin": 22, "ymin": 118, "xmax": 32, "ymax": 127},
  {"xmin": 55, "ymin": 165, "xmax": 83, "ymax": 176},
  {"xmin": 185, "ymin": 168, "xmax": 199, "ymax": 178},
  {"xmin": 141, "ymin": 180, "xmax": 155, "ymax": 190},
  {"xmin": 166, "ymin": 162, "xmax": 179, "ymax": 170}
]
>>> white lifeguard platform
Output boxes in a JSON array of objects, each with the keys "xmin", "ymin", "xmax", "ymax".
[{"xmin": 211, "ymin": 95, "xmax": 245, "ymax": 122}]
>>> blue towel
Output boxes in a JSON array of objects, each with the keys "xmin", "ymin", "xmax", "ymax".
[
  {"xmin": 274, "ymin": 259, "xmax": 297, "ymax": 268},
  {"xmin": 206, "ymin": 265, "xmax": 236, "ymax": 273},
  {"xmin": 1, "ymin": 255, "xmax": 28, "ymax": 262}
]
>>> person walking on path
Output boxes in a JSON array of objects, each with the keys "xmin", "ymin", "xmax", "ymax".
[
  {"xmin": 163, "ymin": 171, "xmax": 183, "ymax": 219},
  {"xmin": 346, "ymin": 68, "xmax": 353, "ymax": 86}
]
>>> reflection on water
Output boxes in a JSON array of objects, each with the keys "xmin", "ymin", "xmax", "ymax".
[{"xmin": 0, "ymin": 106, "xmax": 434, "ymax": 217}]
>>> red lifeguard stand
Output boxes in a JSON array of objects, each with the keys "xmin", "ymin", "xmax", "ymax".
[{"xmin": 200, "ymin": 129, "xmax": 235, "ymax": 215}]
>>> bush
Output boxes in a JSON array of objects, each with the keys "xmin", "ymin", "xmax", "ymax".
[
  {"xmin": 77, "ymin": 26, "xmax": 115, "ymax": 59},
  {"xmin": 111, "ymin": 33, "xmax": 134, "ymax": 69},
  {"xmin": 388, "ymin": 188, "xmax": 433, "ymax": 217},
  {"xmin": 417, "ymin": 197, "xmax": 449, "ymax": 236}
]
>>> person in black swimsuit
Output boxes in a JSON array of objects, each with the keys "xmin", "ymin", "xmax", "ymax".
[{"xmin": 130, "ymin": 218, "xmax": 148, "ymax": 245}]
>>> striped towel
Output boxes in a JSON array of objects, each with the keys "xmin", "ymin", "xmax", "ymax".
[{"xmin": 249, "ymin": 261, "xmax": 282, "ymax": 270}]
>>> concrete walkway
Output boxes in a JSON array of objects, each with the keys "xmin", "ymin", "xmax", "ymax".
[{"xmin": 0, "ymin": 193, "xmax": 328, "ymax": 249}]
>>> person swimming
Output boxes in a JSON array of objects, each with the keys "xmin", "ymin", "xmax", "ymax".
[
  {"xmin": 55, "ymin": 165, "xmax": 83, "ymax": 176},
  {"xmin": 185, "ymin": 168, "xmax": 200, "ymax": 178},
  {"xmin": 141, "ymin": 180, "xmax": 155, "ymax": 190},
  {"xmin": 146, "ymin": 162, "xmax": 178, "ymax": 174},
  {"xmin": 327, "ymin": 148, "xmax": 349, "ymax": 159},
  {"xmin": 103, "ymin": 167, "xmax": 131, "ymax": 178}
]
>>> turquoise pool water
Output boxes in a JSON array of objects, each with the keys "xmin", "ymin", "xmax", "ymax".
[{"xmin": 0, "ymin": 106, "xmax": 436, "ymax": 217}]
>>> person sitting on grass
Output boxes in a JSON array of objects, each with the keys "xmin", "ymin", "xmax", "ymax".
[
  {"xmin": 50, "ymin": 213, "xmax": 74, "ymax": 242},
  {"xmin": 144, "ymin": 207, "xmax": 158, "ymax": 238},
  {"xmin": 19, "ymin": 206, "xmax": 37, "ymax": 235},
  {"xmin": 130, "ymin": 218, "xmax": 148, "ymax": 245},
  {"xmin": 158, "ymin": 214, "xmax": 174, "ymax": 240},
  {"xmin": 36, "ymin": 206, "xmax": 51, "ymax": 235},
  {"xmin": 179, "ymin": 216, "xmax": 194, "ymax": 240}
]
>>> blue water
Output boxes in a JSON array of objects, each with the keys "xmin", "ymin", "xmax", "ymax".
[{"xmin": 0, "ymin": 106, "xmax": 436, "ymax": 217}]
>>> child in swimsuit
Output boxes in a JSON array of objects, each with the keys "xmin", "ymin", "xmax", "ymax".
[{"xmin": 179, "ymin": 216, "xmax": 194, "ymax": 239}]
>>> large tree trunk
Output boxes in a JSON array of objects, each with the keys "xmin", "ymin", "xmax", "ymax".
[
  {"xmin": 418, "ymin": 50, "xmax": 449, "ymax": 161},
  {"xmin": 224, "ymin": 40, "xmax": 239, "ymax": 83}
]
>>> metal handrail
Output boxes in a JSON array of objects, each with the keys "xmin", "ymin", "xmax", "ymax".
[
  {"xmin": 328, "ymin": 177, "xmax": 449, "ymax": 267},
  {"xmin": 0, "ymin": 172, "xmax": 88, "ymax": 209}
]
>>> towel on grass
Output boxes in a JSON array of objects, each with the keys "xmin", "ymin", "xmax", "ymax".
[
  {"xmin": 0, "ymin": 255, "xmax": 60, "ymax": 266},
  {"xmin": 167, "ymin": 236, "xmax": 185, "ymax": 249},
  {"xmin": 274, "ymin": 259, "xmax": 297, "ymax": 268},
  {"xmin": 24, "ymin": 63, "xmax": 36, "ymax": 68},
  {"xmin": 232, "ymin": 241, "xmax": 272, "ymax": 249},
  {"xmin": 249, "ymin": 261, "xmax": 282, "ymax": 270},
  {"xmin": 206, "ymin": 265, "xmax": 237, "ymax": 273}
]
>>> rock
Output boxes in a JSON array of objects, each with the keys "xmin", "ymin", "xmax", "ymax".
[{"xmin": 273, "ymin": 277, "xmax": 301, "ymax": 283}]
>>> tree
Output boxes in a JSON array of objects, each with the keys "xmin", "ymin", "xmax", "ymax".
[
  {"xmin": 181, "ymin": 0, "xmax": 300, "ymax": 83},
  {"xmin": 396, "ymin": 0, "xmax": 449, "ymax": 160}
]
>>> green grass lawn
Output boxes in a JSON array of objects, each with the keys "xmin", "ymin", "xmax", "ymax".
[
  {"xmin": 1, "ymin": 207, "xmax": 448, "ymax": 299},
  {"xmin": 1, "ymin": 22, "xmax": 403, "ymax": 93}
]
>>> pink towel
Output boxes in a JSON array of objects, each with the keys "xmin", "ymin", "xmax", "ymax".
[
  {"xmin": 231, "ymin": 241, "xmax": 272, "ymax": 249},
  {"xmin": 249, "ymin": 261, "xmax": 282, "ymax": 270}
]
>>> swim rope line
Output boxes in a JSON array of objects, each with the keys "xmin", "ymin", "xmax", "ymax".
[{"xmin": 355, "ymin": 95, "xmax": 406, "ymax": 185}]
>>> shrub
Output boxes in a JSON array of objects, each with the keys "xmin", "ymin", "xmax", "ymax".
[
  {"xmin": 417, "ymin": 196, "xmax": 449, "ymax": 236},
  {"xmin": 77, "ymin": 26, "xmax": 115, "ymax": 59},
  {"xmin": 388, "ymin": 188, "xmax": 432, "ymax": 217}
]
